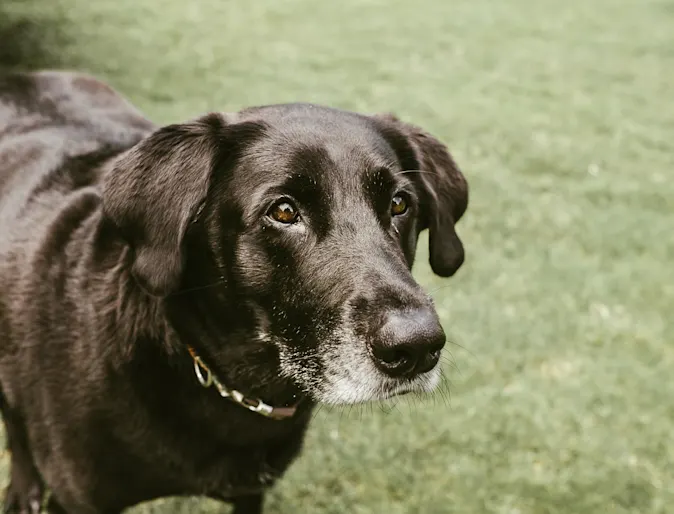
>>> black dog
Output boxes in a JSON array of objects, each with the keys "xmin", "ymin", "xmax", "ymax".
[{"xmin": 0, "ymin": 71, "xmax": 468, "ymax": 514}]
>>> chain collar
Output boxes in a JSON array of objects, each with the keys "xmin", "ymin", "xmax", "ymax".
[{"xmin": 186, "ymin": 346, "xmax": 299, "ymax": 421}]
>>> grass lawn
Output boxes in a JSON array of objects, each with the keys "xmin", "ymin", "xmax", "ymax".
[{"xmin": 1, "ymin": 0, "xmax": 672, "ymax": 512}]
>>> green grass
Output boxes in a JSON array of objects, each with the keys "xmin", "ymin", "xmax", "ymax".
[{"xmin": 1, "ymin": 0, "xmax": 672, "ymax": 512}]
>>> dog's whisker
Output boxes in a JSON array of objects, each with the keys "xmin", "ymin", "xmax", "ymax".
[
  {"xmin": 427, "ymin": 282, "xmax": 456, "ymax": 297},
  {"xmin": 393, "ymin": 169, "xmax": 435, "ymax": 176},
  {"xmin": 435, "ymin": 376, "xmax": 452, "ymax": 408},
  {"xmin": 440, "ymin": 352, "xmax": 462, "ymax": 374},
  {"xmin": 445, "ymin": 338, "xmax": 477, "ymax": 360},
  {"xmin": 310, "ymin": 404, "xmax": 325, "ymax": 423},
  {"xmin": 389, "ymin": 400, "xmax": 401, "ymax": 415}
]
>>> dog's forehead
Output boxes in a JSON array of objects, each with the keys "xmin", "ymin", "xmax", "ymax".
[{"xmin": 234, "ymin": 107, "xmax": 401, "ymax": 191}]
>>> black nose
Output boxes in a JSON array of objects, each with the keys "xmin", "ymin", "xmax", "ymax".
[{"xmin": 368, "ymin": 308, "xmax": 446, "ymax": 378}]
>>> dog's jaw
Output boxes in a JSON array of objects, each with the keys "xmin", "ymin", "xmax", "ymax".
[
  {"xmin": 316, "ymin": 361, "xmax": 442, "ymax": 405},
  {"xmin": 315, "ymin": 325, "xmax": 442, "ymax": 405},
  {"xmin": 269, "ymin": 324, "xmax": 443, "ymax": 406}
]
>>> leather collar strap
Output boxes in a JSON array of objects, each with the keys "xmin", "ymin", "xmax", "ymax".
[{"xmin": 186, "ymin": 345, "xmax": 299, "ymax": 420}]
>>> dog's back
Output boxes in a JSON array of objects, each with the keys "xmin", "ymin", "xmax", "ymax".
[{"xmin": 0, "ymin": 71, "xmax": 154, "ymax": 213}]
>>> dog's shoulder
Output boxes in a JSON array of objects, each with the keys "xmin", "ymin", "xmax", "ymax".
[
  {"xmin": 0, "ymin": 71, "xmax": 155, "ymax": 209},
  {"xmin": 0, "ymin": 71, "xmax": 155, "ymax": 236},
  {"xmin": 0, "ymin": 72, "xmax": 155, "ymax": 357}
]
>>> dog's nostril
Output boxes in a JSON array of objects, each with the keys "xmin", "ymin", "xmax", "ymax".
[
  {"xmin": 428, "ymin": 342, "xmax": 444, "ymax": 360},
  {"xmin": 416, "ymin": 344, "xmax": 443, "ymax": 375},
  {"xmin": 370, "ymin": 345, "xmax": 417, "ymax": 376},
  {"xmin": 390, "ymin": 348, "xmax": 413, "ymax": 365},
  {"xmin": 372, "ymin": 346, "xmax": 413, "ymax": 366}
]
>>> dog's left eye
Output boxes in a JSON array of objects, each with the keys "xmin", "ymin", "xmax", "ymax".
[
  {"xmin": 391, "ymin": 194, "xmax": 408, "ymax": 216},
  {"xmin": 268, "ymin": 200, "xmax": 300, "ymax": 224}
]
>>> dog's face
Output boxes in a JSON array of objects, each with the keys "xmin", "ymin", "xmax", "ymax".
[{"xmin": 103, "ymin": 104, "xmax": 468, "ymax": 405}]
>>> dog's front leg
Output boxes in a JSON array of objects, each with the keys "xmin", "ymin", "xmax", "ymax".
[
  {"xmin": 1, "ymin": 401, "xmax": 46, "ymax": 514},
  {"xmin": 231, "ymin": 494, "xmax": 264, "ymax": 514}
]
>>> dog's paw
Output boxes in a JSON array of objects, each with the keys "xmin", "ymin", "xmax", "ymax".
[
  {"xmin": 3, "ymin": 483, "xmax": 44, "ymax": 514},
  {"xmin": 3, "ymin": 486, "xmax": 42, "ymax": 514}
]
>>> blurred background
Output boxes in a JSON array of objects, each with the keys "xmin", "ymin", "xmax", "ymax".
[{"xmin": 1, "ymin": 0, "xmax": 672, "ymax": 512}]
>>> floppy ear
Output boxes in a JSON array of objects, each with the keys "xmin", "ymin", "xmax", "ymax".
[
  {"xmin": 373, "ymin": 114, "xmax": 468, "ymax": 277},
  {"xmin": 102, "ymin": 113, "xmax": 261, "ymax": 296}
]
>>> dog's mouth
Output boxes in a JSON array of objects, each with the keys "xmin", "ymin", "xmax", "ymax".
[
  {"xmin": 379, "ymin": 372, "xmax": 441, "ymax": 400},
  {"xmin": 311, "ymin": 353, "xmax": 443, "ymax": 405},
  {"xmin": 381, "ymin": 386, "xmax": 416, "ymax": 400}
]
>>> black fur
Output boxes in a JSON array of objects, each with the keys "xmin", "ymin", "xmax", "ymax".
[{"xmin": 0, "ymin": 72, "xmax": 468, "ymax": 513}]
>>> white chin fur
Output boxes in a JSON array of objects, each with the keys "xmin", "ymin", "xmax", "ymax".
[
  {"xmin": 317, "ymin": 364, "xmax": 441, "ymax": 405},
  {"xmin": 313, "ymin": 329, "xmax": 443, "ymax": 404},
  {"xmin": 270, "ymin": 325, "xmax": 443, "ymax": 406}
]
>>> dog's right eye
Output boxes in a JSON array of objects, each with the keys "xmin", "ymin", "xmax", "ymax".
[
  {"xmin": 268, "ymin": 200, "xmax": 300, "ymax": 224},
  {"xmin": 391, "ymin": 193, "xmax": 409, "ymax": 217}
]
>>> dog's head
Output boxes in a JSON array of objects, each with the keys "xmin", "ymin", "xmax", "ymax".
[{"xmin": 103, "ymin": 104, "xmax": 467, "ymax": 405}]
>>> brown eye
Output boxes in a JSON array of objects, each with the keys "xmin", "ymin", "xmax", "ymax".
[
  {"xmin": 391, "ymin": 194, "xmax": 408, "ymax": 216},
  {"xmin": 269, "ymin": 200, "xmax": 300, "ymax": 224}
]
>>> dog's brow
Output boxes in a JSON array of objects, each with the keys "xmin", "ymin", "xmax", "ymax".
[
  {"xmin": 287, "ymin": 145, "xmax": 333, "ymax": 175},
  {"xmin": 363, "ymin": 166, "xmax": 396, "ymax": 196},
  {"xmin": 280, "ymin": 173, "xmax": 322, "ymax": 199}
]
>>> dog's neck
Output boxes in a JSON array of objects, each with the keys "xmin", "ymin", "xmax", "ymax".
[
  {"xmin": 165, "ymin": 292, "xmax": 307, "ymax": 410},
  {"xmin": 84, "ymin": 213, "xmax": 306, "ymax": 417},
  {"xmin": 185, "ymin": 344, "xmax": 303, "ymax": 420}
]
